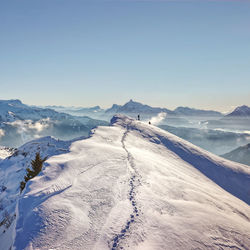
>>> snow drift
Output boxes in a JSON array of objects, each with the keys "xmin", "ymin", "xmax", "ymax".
[{"xmin": 2, "ymin": 115, "xmax": 250, "ymax": 249}]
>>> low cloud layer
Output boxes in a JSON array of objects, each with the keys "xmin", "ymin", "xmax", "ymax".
[
  {"xmin": 5, "ymin": 118, "xmax": 52, "ymax": 142},
  {"xmin": 7, "ymin": 118, "xmax": 51, "ymax": 133},
  {"xmin": 150, "ymin": 112, "xmax": 167, "ymax": 125}
]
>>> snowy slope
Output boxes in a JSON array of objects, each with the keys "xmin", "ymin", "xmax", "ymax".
[
  {"xmin": 0, "ymin": 136, "xmax": 83, "ymax": 250},
  {"xmin": 4, "ymin": 115, "xmax": 250, "ymax": 250},
  {"xmin": 0, "ymin": 147, "xmax": 15, "ymax": 160}
]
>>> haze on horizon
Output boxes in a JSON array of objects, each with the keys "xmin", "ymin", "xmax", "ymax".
[{"xmin": 0, "ymin": 0, "xmax": 250, "ymax": 112}]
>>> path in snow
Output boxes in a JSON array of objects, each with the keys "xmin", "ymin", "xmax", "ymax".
[{"xmin": 111, "ymin": 122, "xmax": 142, "ymax": 250}]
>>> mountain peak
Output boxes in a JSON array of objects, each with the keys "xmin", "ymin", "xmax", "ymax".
[
  {"xmin": 234, "ymin": 105, "xmax": 249, "ymax": 111},
  {"xmin": 227, "ymin": 105, "xmax": 250, "ymax": 117}
]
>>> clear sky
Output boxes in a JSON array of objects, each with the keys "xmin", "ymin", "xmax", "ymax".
[{"xmin": 0, "ymin": 0, "xmax": 250, "ymax": 111}]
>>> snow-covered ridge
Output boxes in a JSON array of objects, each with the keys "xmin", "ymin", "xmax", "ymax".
[
  {"xmin": 6, "ymin": 114, "xmax": 249, "ymax": 250},
  {"xmin": 111, "ymin": 115, "xmax": 250, "ymax": 204}
]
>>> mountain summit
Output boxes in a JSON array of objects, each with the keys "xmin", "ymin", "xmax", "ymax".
[
  {"xmin": 105, "ymin": 100, "xmax": 174, "ymax": 119},
  {"xmin": 1, "ymin": 115, "xmax": 249, "ymax": 250},
  {"xmin": 226, "ymin": 105, "xmax": 250, "ymax": 117}
]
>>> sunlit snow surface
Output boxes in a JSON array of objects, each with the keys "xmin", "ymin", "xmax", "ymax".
[
  {"xmin": 7, "ymin": 115, "xmax": 250, "ymax": 249},
  {"xmin": 0, "ymin": 147, "xmax": 14, "ymax": 160}
]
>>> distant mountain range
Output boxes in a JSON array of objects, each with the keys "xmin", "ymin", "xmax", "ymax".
[
  {"xmin": 0, "ymin": 99, "xmax": 108, "ymax": 147},
  {"xmin": 174, "ymin": 106, "xmax": 222, "ymax": 117},
  {"xmin": 45, "ymin": 99, "xmax": 225, "ymax": 122},
  {"xmin": 43, "ymin": 101, "xmax": 250, "ymax": 120},
  {"xmin": 1, "ymin": 99, "xmax": 250, "ymax": 147},
  {"xmin": 221, "ymin": 143, "xmax": 250, "ymax": 166},
  {"xmin": 45, "ymin": 100, "xmax": 250, "ymax": 130}
]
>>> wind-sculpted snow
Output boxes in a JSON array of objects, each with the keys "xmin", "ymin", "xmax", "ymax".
[
  {"xmin": 0, "ymin": 136, "xmax": 82, "ymax": 250},
  {"xmin": 8, "ymin": 115, "xmax": 250, "ymax": 249}
]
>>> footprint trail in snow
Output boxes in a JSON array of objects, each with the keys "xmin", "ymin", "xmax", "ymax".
[{"xmin": 111, "ymin": 123, "xmax": 141, "ymax": 250}]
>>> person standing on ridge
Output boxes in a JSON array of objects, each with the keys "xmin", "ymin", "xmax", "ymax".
[{"xmin": 138, "ymin": 114, "xmax": 140, "ymax": 121}]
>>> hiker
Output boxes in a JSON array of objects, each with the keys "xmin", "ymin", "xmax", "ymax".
[
  {"xmin": 149, "ymin": 121, "xmax": 151, "ymax": 125},
  {"xmin": 137, "ymin": 114, "xmax": 140, "ymax": 121}
]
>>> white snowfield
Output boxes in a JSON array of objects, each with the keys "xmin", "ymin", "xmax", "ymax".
[
  {"xmin": 9, "ymin": 115, "xmax": 250, "ymax": 249},
  {"xmin": 0, "ymin": 136, "xmax": 80, "ymax": 250}
]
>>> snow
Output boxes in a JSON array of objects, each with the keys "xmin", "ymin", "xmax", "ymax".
[
  {"xmin": 0, "ymin": 147, "xmax": 14, "ymax": 160},
  {"xmin": 1, "ymin": 115, "xmax": 250, "ymax": 249},
  {"xmin": 0, "ymin": 136, "xmax": 82, "ymax": 250}
]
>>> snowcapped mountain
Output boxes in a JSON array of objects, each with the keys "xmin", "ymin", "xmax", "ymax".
[
  {"xmin": 226, "ymin": 105, "xmax": 250, "ymax": 118},
  {"xmin": 221, "ymin": 143, "xmax": 250, "ymax": 166},
  {"xmin": 0, "ymin": 99, "xmax": 108, "ymax": 147},
  {"xmin": 1, "ymin": 115, "xmax": 249, "ymax": 250},
  {"xmin": 174, "ymin": 106, "xmax": 222, "ymax": 117},
  {"xmin": 0, "ymin": 99, "xmax": 67, "ymax": 122},
  {"xmin": 0, "ymin": 99, "xmax": 106, "ymax": 123}
]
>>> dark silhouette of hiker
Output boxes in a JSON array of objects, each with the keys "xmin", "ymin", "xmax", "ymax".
[
  {"xmin": 137, "ymin": 114, "xmax": 140, "ymax": 121},
  {"xmin": 149, "ymin": 121, "xmax": 151, "ymax": 125}
]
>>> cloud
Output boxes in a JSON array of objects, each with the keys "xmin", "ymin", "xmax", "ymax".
[
  {"xmin": 150, "ymin": 112, "xmax": 167, "ymax": 125},
  {"xmin": 214, "ymin": 128, "xmax": 250, "ymax": 135},
  {"xmin": 0, "ymin": 129, "xmax": 5, "ymax": 138},
  {"xmin": 6, "ymin": 118, "xmax": 51, "ymax": 141},
  {"xmin": 5, "ymin": 118, "xmax": 52, "ymax": 143},
  {"xmin": 7, "ymin": 118, "xmax": 51, "ymax": 133},
  {"xmin": 28, "ymin": 119, "xmax": 51, "ymax": 132}
]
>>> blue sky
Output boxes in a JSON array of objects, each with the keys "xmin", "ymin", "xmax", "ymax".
[{"xmin": 0, "ymin": 0, "xmax": 249, "ymax": 111}]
